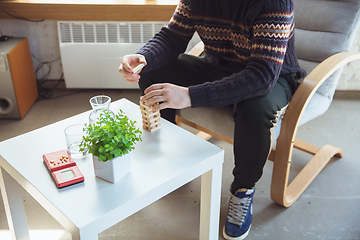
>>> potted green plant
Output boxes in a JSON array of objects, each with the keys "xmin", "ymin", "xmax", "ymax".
[{"xmin": 80, "ymin": 109, "xmax": 142, "ymax": 183}]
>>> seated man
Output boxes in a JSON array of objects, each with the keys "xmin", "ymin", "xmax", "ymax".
[{"xmin": 119, "ymin": 0, "xmax": 305, "ymax": 239}]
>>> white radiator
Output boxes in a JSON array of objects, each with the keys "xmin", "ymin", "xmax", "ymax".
[{"xmin": 57, "ymin": 21, "xmax": 200, "ymax": 89}]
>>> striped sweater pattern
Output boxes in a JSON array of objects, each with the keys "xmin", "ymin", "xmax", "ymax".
[{"xmin": 137, "ymin": 0, "xmax": 306, "ymax": 108}]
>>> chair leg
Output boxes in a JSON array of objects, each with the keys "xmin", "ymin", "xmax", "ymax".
[
  {"xmin": 175, "ymin": 115, "xmax": 234, "ymax": 144},
  {"xmin": 196, "ymin": 131, "xmax": 212, "ymax": 141},
  {"xmin": 270, "ymin": 139, "xmax": 343, "ymax": 207},
  {"xmin": 175, "ymin": 115, "xmax": 212, "ymax": 141}
]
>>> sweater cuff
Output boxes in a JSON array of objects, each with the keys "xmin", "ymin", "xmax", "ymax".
[
  {"xmin": 188, "ymin": 85, "xmax": 209, "ymax": 108},
  {"xmin": 135, "ymin": 49, "xmax": 156, "ymax": 73}
]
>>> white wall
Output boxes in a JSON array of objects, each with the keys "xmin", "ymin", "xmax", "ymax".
[
  {"xmin": 337, "ymin": 26, "xmax": 360, "ymax": 91},
  {"xmin": 0, "ymin": 19, "xmax": 359, "ymax": 90},
  {"xmin": 0, "ymin": 20, "xmax": 62, "ymax": 80}
]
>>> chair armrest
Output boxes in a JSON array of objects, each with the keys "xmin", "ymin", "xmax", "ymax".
[
  {"xmin": 278, "ymin": 51, "xmax": 360, "ymax": 143},
  {"xmin": 270, "ymin": 52, "xmax": 360, "ymax": 207},
  {"xmin": 188, "ymin": 41, "xmax": 204, "ymax": 56}
]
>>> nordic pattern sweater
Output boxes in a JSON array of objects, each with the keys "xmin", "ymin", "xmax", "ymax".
[{"xmin": 136, "ymin": 0, "xmax": 306, "ymax": 108}]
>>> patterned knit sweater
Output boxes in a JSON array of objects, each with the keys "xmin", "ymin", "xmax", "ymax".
[{"xmin": 136, "ymin": 0, "xmax": 306, "ymax": 108}]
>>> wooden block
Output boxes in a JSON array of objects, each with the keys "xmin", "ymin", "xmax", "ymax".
[
  {"xmin": 143, "ymin": 123, "xmax": 161, "ymax": 132},
  {"xmin": 140, "ymin": 99, "xmax": 153, "ymax": 109},
  {"xmin": 140, "ymin": 109, "xmax": 159, "ymax": 118},
  {"xmin": 140, "ymin": 98, "xmax": 161, "ymax": 132},
  {"xmin": 142, "ymin": 119, "xmax": 161, "ymax": 127},
  {"xmin": 142, "ymin": 112, "xmax": 160, "ymax": 121}
]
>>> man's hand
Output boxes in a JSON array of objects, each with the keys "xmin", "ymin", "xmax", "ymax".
[
  {"xmin": 119, "ymin": 54, "xmax": 147, "ymax": 83},
  {"xmin": 141, "ymin": 83, "xmax": 191, "ymax": 112}
]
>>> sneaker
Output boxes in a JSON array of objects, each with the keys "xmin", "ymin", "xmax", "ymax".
[{"xmin": 223, "ymin": 188, "xmax": 255, "ymax": 240}]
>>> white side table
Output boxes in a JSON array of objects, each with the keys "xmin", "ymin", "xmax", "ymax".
[{"xmin": 0, "ymin": 98, "xmax": 224, "ymax": 240}]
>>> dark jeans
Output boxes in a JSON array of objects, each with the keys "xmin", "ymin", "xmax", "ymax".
[{"xmin": 139, "ymin": 54, "xmax": 298, "ymax": 193}]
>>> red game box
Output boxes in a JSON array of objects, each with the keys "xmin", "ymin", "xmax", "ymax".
[{"xmin": 43, "ymin": 149, "xmax": 84, "ymax": 188}]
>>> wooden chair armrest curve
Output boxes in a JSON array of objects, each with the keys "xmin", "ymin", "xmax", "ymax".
[
  {"xmin": 270, "ymin": 51, "xmax": 360, "ymax": 207},
  {"xmin": 278, "ymin": 51, "xmax": 360, "ymax": 145}
]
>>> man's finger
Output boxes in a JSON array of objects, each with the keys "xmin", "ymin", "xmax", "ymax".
[
  {"xmin": 144, "ymin": 84, "xmax": 164, "ymax": 95},
  {"xmin": 143, "ymin": 85, "xmax": 166, "ymax": 100},
  {"xmin": 121, "ymin": 59, "xmax": 133, "ymax": 72},
  {"xmin": 123, "ymin": 73, "xmax": 140, "ymax": 83},
  {"xmin": 147, "ymin": 94, "xmax": 166, "ymax": 107}
]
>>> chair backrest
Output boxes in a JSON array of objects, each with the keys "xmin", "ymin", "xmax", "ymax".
[
  {"xmin": 293, "ymin": 0, "xmax": 360, "ymax": 125},
  {"xmin": 294, "ymin": 0, "xmax": 360, "ymax": 100},
  {"xmin": 178, "ymin": 0, "xmax": 360, "ymax": 139}
]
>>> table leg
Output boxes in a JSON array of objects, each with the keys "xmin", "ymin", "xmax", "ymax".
[
  {"xmin": 0, "ymin": 167, "xmax": 30, "ymax": 240},
  {"xmin": 70, "ymin": 228, "xmax": 98, "ymax": 240},
  {"xmin": 199, "ymin": 164, "xmax": 223, "ymax": 240}
]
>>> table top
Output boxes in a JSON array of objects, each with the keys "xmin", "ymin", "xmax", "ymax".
[{"xmin": 0, "ymin": 98, "xmax": 223, "ymax": 233}]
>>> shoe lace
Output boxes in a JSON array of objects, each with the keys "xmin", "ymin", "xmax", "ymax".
[{"xmin": 227, "ymin": 192, "xmax": 252, "ymax": 226}]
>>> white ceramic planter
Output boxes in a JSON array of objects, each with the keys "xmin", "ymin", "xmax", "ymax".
[{"xmin": 92, "ymin": 154, "xmax": 131, "ymax": 183}]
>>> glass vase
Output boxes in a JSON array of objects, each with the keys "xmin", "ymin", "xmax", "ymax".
[{"xmin": 89, "ymin": 95, "xmax": 115, "ymax": 125}]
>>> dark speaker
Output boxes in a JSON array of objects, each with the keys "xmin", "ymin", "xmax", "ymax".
[{"xmin": 0, "ymin": 38, "xmax": 38, "ymax": 119}]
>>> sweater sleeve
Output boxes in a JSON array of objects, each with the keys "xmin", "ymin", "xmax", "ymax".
[
  {"xmin": 136, "ymin": 0, "xmax": 195, "ymax": 72},
  {"xmin": 189, "ymin": 0, "xmax": 296, "ymax": 108}
]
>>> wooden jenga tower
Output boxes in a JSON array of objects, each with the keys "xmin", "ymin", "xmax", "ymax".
[{"xmin": 140, "ymin": 99, "xmax": 161, "ymax": 132}]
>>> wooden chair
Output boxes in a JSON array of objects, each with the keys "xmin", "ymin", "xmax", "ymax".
[{"xmin": 176, "ymin": 0, "xmax": 360, "ymax": 207}]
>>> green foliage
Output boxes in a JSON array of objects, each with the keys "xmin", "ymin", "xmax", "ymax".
[{"xmin": 80, "ymin": 110, "xmax": 142, "ymax": 162}]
